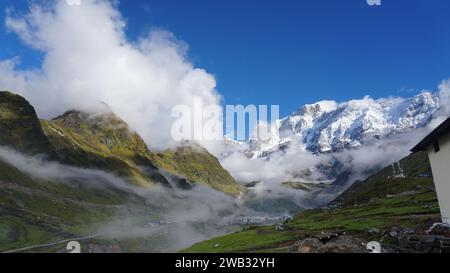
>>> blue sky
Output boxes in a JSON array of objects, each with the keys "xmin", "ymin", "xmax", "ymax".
[{"xmin": 1, "ymin": 0, "xmax": 450, "ymax": 117}]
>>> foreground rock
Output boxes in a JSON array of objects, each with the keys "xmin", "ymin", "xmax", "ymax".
[
  {"xmin": 395, "ymin": 223, "xmax": 450, "ymax": 253},
  {"xmin": 290, "ymin": 234, "xmax": 370, "ymax": 253}
]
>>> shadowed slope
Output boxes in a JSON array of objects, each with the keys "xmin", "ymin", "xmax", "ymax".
[{"xmin": 0, "ymin": 91, "xmax": 57, "ymax": 159}]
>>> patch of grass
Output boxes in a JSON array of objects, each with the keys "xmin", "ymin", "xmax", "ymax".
[
  {"xmin": 181, "ymin": 227, "xmax": 298, "ymax": 253},
  {"xmin": 336, "ymin": 152, "xmax": 433, "ymax": 207},
  {"xmin": 0, "ymin": 215, "xmax": 61, "ymax": 252}
]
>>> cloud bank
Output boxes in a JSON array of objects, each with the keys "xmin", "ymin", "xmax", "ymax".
[{"xmin": 0, "ymin": 0, "xmax": 221, "ymax": 151}]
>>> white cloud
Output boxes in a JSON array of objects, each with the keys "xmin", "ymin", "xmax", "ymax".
[
  {"xmin": 0, "ymin": 0, "xmax": 222, "ymax": 151},
  {"xmin": 438, "ymin": 79, "xmax": 450, "ymax": 117}
]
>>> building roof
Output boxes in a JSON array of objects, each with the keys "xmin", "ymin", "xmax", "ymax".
[{"xmin": 411, "ymin": 116, "xmax": 450, "ymax": 152}]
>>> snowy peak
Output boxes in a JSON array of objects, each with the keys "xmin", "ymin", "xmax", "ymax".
[
  {"xmin": 293, "ymin": 100, "xmax": 338, "ymax": 119},
  {"xmin": 280, "ymin": 100, "xmax": 337, "ymax": 136},
  {"xmin": 389, "ymin": 91, "xmax": 439, "ymax": 128},
  {"xmin": 252, "ymin": 91, "xmax": 440, "ymax": 156}
]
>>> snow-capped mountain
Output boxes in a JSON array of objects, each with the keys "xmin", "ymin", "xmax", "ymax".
[{"xmin": 247, "ymin": 91, "xmax": 440, "ymax": 158}]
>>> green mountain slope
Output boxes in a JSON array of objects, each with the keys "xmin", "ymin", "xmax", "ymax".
[
  {"xmin": 334, "ymin": 151, "xmax": 433, "ymax": 207},
  {"xmin": 0, "ymin": 91, "xmax": 57, "ymax": 158},
  {"xmin": 0, "ymin": 154, "xmax": 184, "ymax": 253},
  {"xmin": 40, "ymin": 109, "xmax": 240, "ymax": 194},
  {"xmin": 182, "ymin": 152, "xmax": 440, "ymax": 253},
  {"xmin": 0, "ymin": 157, "xmax": 123, "ymax": 252},
  {"xmin": 152, "ymin": 144, "xmax": 241, "ymax": 196},
  {"xmin": 40, "ymin": 110, "xmax": 168, "ymax": 187}
]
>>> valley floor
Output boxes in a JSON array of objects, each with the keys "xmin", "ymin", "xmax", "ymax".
[{"xmin": 182, "ymin": 177, "xmax": 442, "ymax": 253}]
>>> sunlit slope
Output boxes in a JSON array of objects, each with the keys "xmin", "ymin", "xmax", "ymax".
[
  {"xmin": 40, "ymin": 110, "xmax": 169, "ymax": 187},
  {"xmin": 41, "ymin": 110, "xmax": 240, "ymax": 195}
]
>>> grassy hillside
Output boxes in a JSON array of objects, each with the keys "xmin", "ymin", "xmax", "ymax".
[
  {"xmin": 335, "ymin": 151, "xmax": 433, "ymax": 207},
  {"xmin": 0, "ymin": 154, "xmax": 190, "ymax": 253},
  {"xmin": 182, "ymin": 152, "xmax": 440, "ymax": 253},
  {"xmin": 0, "ymin": 158, "xmax": 119, "ymax": 252},
  {"xmin": 41, "ymin": 110, "xmax": 240, "ymax": 194},
  {"xmin": 152, "ymin": 144, "xmax": 241, "ymax": 196}
]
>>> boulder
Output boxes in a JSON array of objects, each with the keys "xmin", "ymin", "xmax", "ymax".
[{"xmin": 291, "ymin": 235, "xmax": 369, "ymax": 253}]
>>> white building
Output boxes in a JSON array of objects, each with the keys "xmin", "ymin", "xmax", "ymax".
[{"xmin": 412, "ymin": 117, "xmax": 450, "ymax": 225}]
